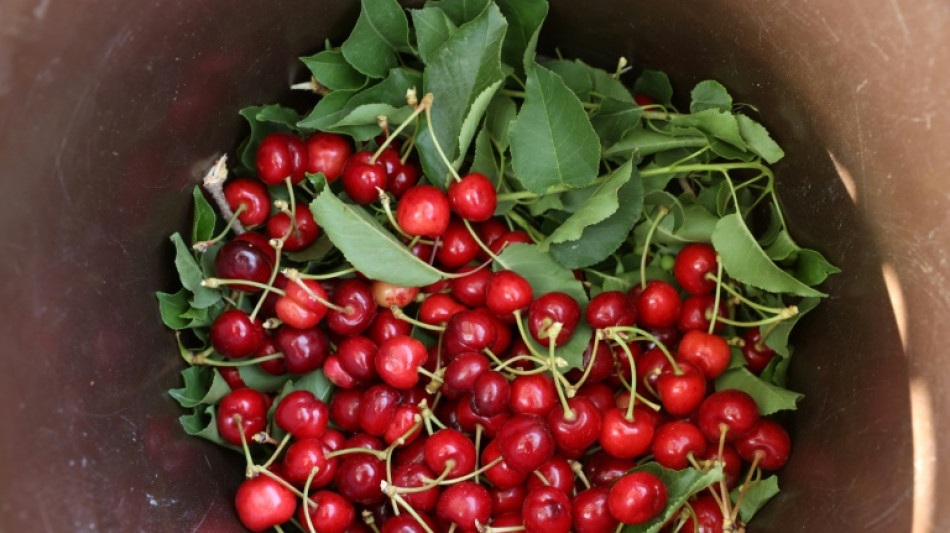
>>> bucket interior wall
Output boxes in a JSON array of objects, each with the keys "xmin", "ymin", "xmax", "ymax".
[{"xmin": 0, "ymin": 0, "xmax": 947, "ymax": 531}]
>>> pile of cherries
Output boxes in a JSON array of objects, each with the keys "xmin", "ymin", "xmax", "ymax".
[{"xmin": 199, "ymin": 130, "xmax": 791, "ymax": 533}]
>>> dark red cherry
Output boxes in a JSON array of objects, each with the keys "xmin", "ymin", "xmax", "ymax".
[
  {"xmin": 210, "ymin": 309, "xmax": 266, "ymax": 359},
  {"xmin": 436, "ymin": 217, "xmax": 480, "ymax": 268},
  {"xmin": 216, "ymin": 388, "xmax": 269, "ymax": 446},
  {"xmin": 256, "ymin": 132, "xmax": 306, "ymax": 185},
  {"xmin": 282, "ymin": 438, "xmax": 328, "ymax": 486},
  {"xmin": 510, "ymin": 373, "xmax": 558, "ymax": 416},
  {"xmin": 482, "ymin": 439, "xmax": 529, "ymax": 488},
  {"xmin": 442, "ymin": 309, "xmax": 497, "ymax": 358},
  {"xmin": 388, "ymin": 162, "xmax": 420, "ymax": 198},
  {"xmin": 546, "ymin": 397, "xmax": 602, "ymax": 453},
  {"xmin": 358, "ymin": 384, "xmax": 402, "ymax": 437},
  {"xmin": 224, "ymin": 179, "xmax": 272, "ymax": 227},
  {"xmin": 471, "ymin": 370, "xmax": 511, "ymax": 417},
  {"xmin": 436, "ymin": 481, "xmax": 491, "ymax": 530},
  {"xmin": 583, "ymin": 450, "xmax": 636, "ymax": 487},
  {"xmin": 326, "ymin": 278, "xmax": 377, "ymax": 336},
  {"xmin": 674, "ymin": 243, "xmax": 718, "ymax": 295},
  {"xmin": 528, "ymin": 291, "xmax": 582, "ymax": 347},
  {"xmin": 305, "ymin": 132, "xmax": 352, "ymax": 182},
  {"xmin": 496, "ymin": 414, "xmax": 556, "ymax": 474},
  {"xmin": 274, "ymin": 390, "xmax": 329, "ymax": 440},
  {"xmin": 741, "ymin": 328, "xmax": 777, "ymax": 375},
  {"xmin": 297, "ymin": 490, "xmax": 355, "ymax": 533},
  {"xmin": 734, "ymin": 418, "xmax": 791, "ymax": 470},
  {"xmin": 523, "ymin": 486, "xmax": 572, "ymax": 533},
  {"xmin": 572, "ymin": 487, "xmax": 617, "ymax": 533},
  {"xmin": 391, "ymin": 463, "xmax": 439, "ymax": 512},
  {"xmin": 424, "ymin": 428, "xmax": 477, "ymax": 478},
  {"xmin": 448, "ymin": 172, "xmax": 497, "ymax": 222},
  {"xmin": 586, "ymin": 291, "xmax": 637, "ymax": 329},
  {"xmin": 336, "ymin": 335, "xmax": 379, "ymax": 386},
  {"xmin": 335, "ymin": 454, "xmax": 386, "ymax": 505},
  {"xmin": 526, "ymin": 456, "xmax": 575, "ymax": 495},
  {"xmin": 677, "ymin": 294, "xmax": 727, "ymax": 333},
  {"xmin": 697, "ymin": 389, "xmax": 761, "ymax": 443},
  {"xmin": 275, "ymin": 325, "xmax": 330, "ymax": 375},
  {"xmin": 341, "ymin": 151, "xmax": 386, "ymax": 204},
  {"xmin": 215, "ymin": 239, "xmax": 273, "ymax": 292},
  {"xmin": 450, "ymin": 265, "xmax": 492, "ymax": 308}
]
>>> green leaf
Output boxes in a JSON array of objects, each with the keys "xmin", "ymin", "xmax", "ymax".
[
  {"xmin": 191, "ymin": 186, "xmax": 217, "ymax": 244},
  {"xmin": 670, "ymin": 109, "xmax": 746, "ymax": 149},
  {"xmin": 761, "ymin": 297, "xmax": 819, "ymax": 357},
  {"xmin": 543, "ymin": 59, "xmax": 593, "ymax": 100},
  {"xmin": 156, "ymin": 289, "xmax": 190, "ymax": 330},
  {"xmin": 494, "ymin": 0, "xmax": 548, "ymax": 74},
  {"xmin": 310, "ymin": 189, "xmax": 443, "ymax": 286},
  {"xmin": 543, "ymin": 160, "xmax": 634, "ymax": 246},
  {"xmin": 238, "ymin": 105, "xmax": 299, "ymax": 170},
  {"xmin": 716, "ymin": 367, "xmax": 803, "ymax": 415},
  {"xmin": 549, "ymin": 176, "xmax": 643, "ymax": 269},
  {"xmin": 297, "ymin": 90, "xmax": 356, "ymax": 131},
  {"xmin": 737, "ymin": 114, "xmax": 785, "ymax": 164},
  {"xmin": 340, "ymin": 0, "xmax": 410, "ymax": 78},
  {"xmin": 294, "ymin": 369, "xmax": 334, "ymax": 403},
  {"xmin": 329, "ymin": 103, "xmax": 411, "ymax": 141},
  {"xmin": 795, "ymin": 249, "xmax": 840, "ymax": 286},
  {"xmin": 300, "ymin": 50, "xmax": 368, "ymax": 91},
  {"xmin": 283, "ymin": 233, "xmax": 335, "ymax": 264},
  {"xmin": 633, "ymin": 69, "xmax": 674, "ymax": 106},
  {"xmin": 712, "ymin": 214, "xmax": 825, "ymax": 297},
  {"xmin": 237, "ymin": 365, "xmax": 291, "ymax": 393},
  {"xmin": 179, "ymin": 404, "xmax": 239, "ymax": 451},
  {"xmin": 586, "ymin": 62, "xmax": 634, "ymax": 102},
  {"xmin": 605, "ymin": 128, "xmax": 707, "ymax": 160},
  {"xmin": 168, "ymin": 366, "xmax": 232, "ymax": 409},
  {"xmin": 411, "ymin": 6, "xmax": 457, "ymax": 64},
  {"xmin": 731, "ymin": 475, "xmax": 780, "ymax": 523},
  {"xmin": 170, "ymin": 233, "xmax": 221, "ymax": 309},
  {"xmin": 455, "ymin": 81, "xmax": 504, "ymax": 171},
  {"xmin": 764, "ymin": 229, "xmax": 799, "ymax": 261},
  {"xmin": 690, "ymin": 80, "xmax": 733, "ymax": 113},
  {"xmin": 415, "ymin": 4, "xmax": 508, "ymax": 186},
  {"xmin": 348, "ymin": 68, "xmax": 423, "ymax": 110},
  {"xmin": 621, "ymin": 463, "xmax": 723, "ymax": 533},
  {"xmin": 432, "ymin": 0, "xmax": 490, "ymax": 26},
  {"xmin": 485, "ymin": 94, "xmax": 517, "ymax": 150},
  {"xmin": 179, "ymin": 305, "xmax": 216, "ymax": 330},
  {"xmin": 591, "ymin": 97, "xmax": 643, "ymax": 148},
  {"xmin": 471, "ymin": 127, "xmax": 500, "ymax": 183},
  {"xmin": 509, "ymin": 63, "xmax": 601, "ymax": 193}
]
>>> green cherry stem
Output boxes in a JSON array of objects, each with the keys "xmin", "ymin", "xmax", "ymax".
[
  {"xmin": 421, "ymin": 93, "xmax": 462, "ymax": 183},
  {"xmin": 192, "ymin": 204, "xmax": 247, "ymax": 252},
  {"xmin": 201, "ymin": 278, "xmax": 286, "ymax": 295},
  {"xmin": 261, "ymin": 432, "xmax": 293, "ymax": 470},
  {"xmin": 390, "ymin": 306, "xmax": 446, "ymax": 332},
  {"xmin": 712, "ymin": 306, "xmax": 798, "ymax": 328},
  {"xmin": 191, "ymin": 351, "xmax": 284, "ymax": 368},
  {"xmin": 703, "ymin": 272, "xmax": 787, "ymax": 315},
  {"xmin": 249, "ymin": 237, "xmax": 285, "ymax": 322},
  {"xmin": 567, "ymin": 333, "xmax": 601, "ymax": 393},
  {"xmin": 372, "ymin": 94, "xmax": 429, "ymax": 164},
  {"xmin": 325, "ymin": 447, "xmax": 388, "ymax": 460},
  {"xmin": 708, "ymin": 256, "xmax": 725, "ymax": 335},
  {"xmin": 377, "ymin": 188, "xmax": 416, "ymax": 240},
  {"xmin": 640, "ymin": 205, "xmax": 670, "ymax": 290},
  {"xmin": 546, "ymin": 323, "xmax": 575, "ymax": 420},
  {"xmin": 297, "ymin": 267, "xmax": 358, "ymax": 280},
  {"xmin": 462, "ymin": 219, "xmax": 502, "ymax": 262},
  {"xmin": 302, "ymin": 465, "xmax": 320, "ymax": 533},
  {"xmin": 511, "ymin": 310, "xmax": 549, "ymax": 362},
  {"xmin": 603, "ymin": 326, "xmax": 681, "ymax": 376},
  {"xmin": 612, "ymin": 338, "xmax": 640, "ymax": 420},
  {"xmin": 283, "ymin": 268, "xmax": 349, "ymax": 313}
]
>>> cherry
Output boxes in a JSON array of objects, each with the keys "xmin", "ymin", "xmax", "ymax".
[
  {"xmin": 510, "ymin": 373, "xmax": 558, "ymax": 416},
  {"xmin": 266, "ymin": 207, "xmax": 320, "ymax": 252},
  {"xmin": 677, "ymin": 330, "xmax": 731, "ymax": 380},
  {"xmin": 358, "ymin": 384, "xmax": 402, "ymax": 436},
  {"xmin": 435, "ymin": 481, "xmax": 492, "ymax": 530},
  {"xmin": 490, "ymin": 484, "xmax": 527, "ymax": 516},
  {"xmin": 567, "ymin": 340, "xmax": 615, "ymax": 385},
  {"xmin": 282, "ymin": 438, "xmax": 328, "ymax": 486},
  {"xmin": 573, "ymin": 487, "xmax": 618, "ymax": 533},
  {"xmin": 390, "ymin": 463, "xmax": 440, "ymax": 512},
  {"xmin": 388, "ymin": 161, "xmax": 420, "ymax": 198},
  {"xmin": 214, "ymin": 239, "xmax": 273, "ymax": 292},
  {"xmin": 234, "ymin": 230, "xmax": 278, "ymax": 264},
  {"xmin": 380, "ymin": 513, "xmax": 435, "ymax": 533},
  {"xmin": 329, "ymin": 388, "xmax": 362, "ymax": 433},
  {"xmin": 546, "ymin": 397, "xmax": 602, "ymax": 453},
  {"xmin": 652, "ymin": 421, "xmax": 707, "ymax": 470},
  {"xmin": 523, "ymin": 486, "xmax": 573, "ymax": 533},
  {"xmin": 528, "ymin": 292, "xmax": 582, "ymax": 346},
  {"xmin": 216, "ymin": 388, "xmax": 269, "ymax": 446},
  {"xmin": 681, "ymin": 493, "xmax": 724, "ymax": 533},
  {"xmin": 256, "ymin": 336, "xmax": 286, "ymax": 376},
  {"xmin": 371, "ymin": 280, "xmax": 419, "ymax": 309},
  {"xmin": 210, "ymin": 309, "xmax": 265, "ymax": 359},
  {"xmin": 677, "ymin": 294, "xmax": 727, "ymax": 333},
  {"xmin": 656, "ymin": 360, "xmax": 707, "ymax": 416},
  {"xmin": 376, "ymin": 335, "xmax": 428, "ymax": 390},
  {"xmin": 425, "ymin": 428, "xmax": 477, "ymax": 477},
  {"xmin": 224, "ymin": 178, "xmax": 271, "ymax": 227},
  {"xmin": 448, "ymin": 172, "xmax": 497, "ymax": 222},
  {"xmin": 599, "ymin": 407, "xmax": 656, "ymax": 459},
  {"xmin": 526, "ymin": 456, "xmax": 575, "ymax": 495},
  {"xmin": 741, "ymin": 328, "xmax": 776, "ymax": 375},
  {"xmin": 335, "ymin": 454, "xmax": 386, "ymax": 505},
  {"xmin": 275, "ymin": 324, "xmax": 330, "ymax": 375},
  {"xmin": 608, "ymin": 471, "xmax": 668, "ymax": 525},
  {"xmin": 396, "ymin": 184, "xmax": 451, "ymax": 238},
  {"xmin": 698, "ymin": 444, "xmax": 742, "ymax": 489},
  {"xmin": 586, "ymin": 291, "xmax": 637, "ymax": 329},
  {"xmin": 583, "ymin": 450, "xmax": 636, "ymax": 487},
  {"xmin": 441, "ymin": 352, "xmax": 490, "ymax": 399},
  {"xmin": 489, "ymin": 230, "xmax": 533, "ymax": 255},
  {"xmin": 476, "ymin": 218, "xmax": 508, "ymax": 257},
  {"xmin": 256, "ymin": 132, "xmax": 307, "ymax": 185},
  {"xmin": 471, "ymin": 370, "xmax": 511, "ymax": 417},
  {"xmin": 384, "ymin": 404, "xmax": 423, "ymax": 446},
  {"xmin": 697, "ymin": 389, "xmax": 760, "ymax": 443},
  {"xmin": 218, "ymin": 366, "xmax": 247, "ymax": 389},
  {"xmin": 634, "ymin": 94, "xmax": 656, "ymax": 107},
  {"xmin": 337, "ymin": 335, "xmax": 379, "ymax": 386},
  {"xmin": 673, "ymin": 243, "xmax": 718, "ymax": 295},
  {"xmin": 455, "ymin": 392, "xmax": 509, "ymax": 437},
  {"xmin": 635, "ymin": 280, "xmax": 683, "ymax": 328},
  {"xmin": 368, "ymin": 308, "xmax": 413, "ymax": 345},
  {"xmin": 442, "ymin": 310, "xmax": 497, "ymax": 358},
  {"xmin": 234, "ymin": 474, "xmax": 296, "ymax": 532},
  {"xmin": 305, "ymin": 132, "xmax": 351, "ymax": 182},
  {"xmin": 275, "ymin": 295, "xmax": 322, "ymax": 330},
  {"xmin": 450, "ymin": 265, "xmax": 492, "ymax": 308},
  {"xmin": 485, "ymin": 270, "xmax": 534, "ymax": 320},
  {"xmin": 574, "ymin": 382, "xmax": 616, "ymax": 415},
  {"xmin": 636, "ymin": 347, "xmax": 669, "ymax": 398},
  {"xmin": 297, "ymin": 490, "xmax": 355, "ymax": 533},
  {"xmin": 496, "ymin": 414, "xmax": 556, "ymax": 473},
  {"xmin": 274, "ymin": 390, "xmax": 329, "ymax": 440},
  {"xmin": 326, "ymin": 278, "xmax": 377, "ymax": 336},
  {"xmin": 436, "ymin": 216, "xmax": 480, "ymax": 268},
  {"xmin": 735, "ymin": 418, "xmax": 791, "ymax": 470},
  {"xmin": 418, "ymin": 293, "xmax": 467, "ymax": 326},
  {"xmin": 278, "ymin": 278, "xmax": 330, "ymax": 329},
  {"xmin": 483, "ymin": 439, "xmax": 529, "ymax": 488},
  {"xmin": 341, "ymin": 151, "xmax": 387, "ymax": 204}
]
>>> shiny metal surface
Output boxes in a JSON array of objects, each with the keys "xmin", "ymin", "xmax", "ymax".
[{"xmin": 0, "ymin": 0, "xmax": 947, "ymax": 531}]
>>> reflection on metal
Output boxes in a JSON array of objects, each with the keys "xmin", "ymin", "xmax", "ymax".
[
  {"xmin": 910, "ymin": 379, "xmax": 936, "ymax": 533},
  {"xmin": 828, "ymin": 150, "xmax": 859, "ymax": 204},
  {"xmin": 881, "ymin": 262, "xmax": 908, "ymax": 353}
]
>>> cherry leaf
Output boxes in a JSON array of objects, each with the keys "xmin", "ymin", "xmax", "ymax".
[
  {"xmin": 300, "ymin": 50, "xmax": 368, "ymax": 91},
  {"xmin": 237, "ymin": 366, "xmax": 291, "ymax": 393},
  {"xmin": 509, "ymin": 63, "xmax": 601, "ymax": 193},
  {"xmin": 670, "ymin": 109, "xmax": 746, "ymax": 150},
  {"xmin": 411, "ymin": 6, "xmax": 458, "ymax": 64},
  {"xmin": 309, "ymin": 189, "xmax": 443, "ymax": 287},
  {"xmin": 191, "ymin": 186, "xmax": 217, "ymax": 244},
  {"xmin": 633, "ymin": 69, "xmax": 674, "ymax": 106},
  {"xmin": 170, "ymin": 233, "xmax": 221, "ymax": 309},
  {"xmin": 761, "ymin": 297, "xmax": 819, "ymax": 358},
  {"xmin": 545, "ymin": 160, "xmax": 635, "ymax": 245},
  {"xmin": 622, "ymin": 462, "xmax": 724, "ymax": 533},
  {"xmin": 690, "ymin": 80, "xmax": 733, "ymax": 113},
  {"xmin": 605, "ymin": 128, "xmax": 708, "ymax": 161},
  {"xmin": 495, "ymin": 0, "xmax": 548, "ymax": 74},
  {"xmin": 297, "ymin": 90, "xmax": 357, "ymax": 131},
  {"xmin": 168, "ymin": 366, "xmax": 231, "ymax": 409},
  {"xmin": 435, "ymin": 0, "xmax": 491, "ymax": 26},
  {"xmin": 340, "ymin": 0, "xmax": 411, "ymax": 79},
  {"xmin": 156, "ymin": 289, "xmax": 190, "ymax": 330},
  {"xmin": 737, "ymin": 114, "xmax": 785, "ymax": 163},
  {"xmin": 731, "ymin": 475, "xmax": 780, "ymax": 523},
  {"xmin": 179, "ymin": 404, "xmax": 239, "ymax": 451},
  {"xmin": 238, "ymin": 105, "xmax": 300, "ymax": 170},
  {"xmin": 715, "ymin": 367, "xmax": 803, "ymax": 415},
  {"xmin": 294, "ymin": 369, "xmax": 334, "ymax": 403},
  {"xmin": 543, "ymin": 59, "xmax": 594, "ymax": 100},
  {"xmin": 591, "ymin": 97, "xmax": 643, "ymax": 147}
]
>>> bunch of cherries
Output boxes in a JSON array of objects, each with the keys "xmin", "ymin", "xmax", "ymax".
[{"xmin": 197, "ymin": 128, "xmax": 791, "ymax": 533}]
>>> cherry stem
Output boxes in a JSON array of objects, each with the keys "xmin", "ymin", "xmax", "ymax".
[
  {"xmin": 297, "ymin": 267, "xmax": 357, "ymax": 280},
  {"xmin": 260, "ymin": 432, "xmax": 293, "ymax": 470},
  {"xmin": 253, "ymin": 465, "xmax": 308, "ymax": 500},
  {"xmin": 485, "ymin": 352, "xmax": 550, "ymax": 375},
  {"xmin": 377, "ymin": 188, "xmax": 414, "ymax": 239},
  {"xmin": 640, "ymin": 205, "xmax": 670, "ymax": 290},
  {"xmin": 362, "ymin": 510, "xmax": 381, "ymax": 533},
  {"xmin": 435, "ymin": 456, "xmax": 503, "ymax": 485},
  {"xmin": 419, "ymin": 400, "xmax": 448, "ymax": 431},
  {"xmin": 511, "ymin": 309, "xmax": 550, "ymax": 362},
  {"xmin": 703, "ymin": 272, "xmax": 786, "ymax": 315},
  {"xmin": 461, "ymin": 219, "xmax": 501, "ymax": 262},
  {"xmin": 325, "ymin": 447, "xmax": 388, "ymax": 460},
  {"xmin": 568, "ymin": 333, "xmax": 601, "ymax": 393},
  {"xmin": 729, "ymin": 454, "xmax": 762, "ymax": 527},
  {"xmin": 417, "ymin": 366, "xmax": 444, "ymax": 387},
  {"xmin": 546, "ymin": 325, "xmax": 575, "ymax": 420},
  {"xmin": 235, "ymin": 416, "xmax": 256, "ymax": 476},
  {"xmin": 483, "ymin": 527, "xmax": 526, "ymax": 533},
  {"xmin": 422, "ymin": 93, "xmax": 462, "ymax": 183},
  {"xmin": 604, "ymin": 326, "xmax": 681, "ymax": 376},
  {"xmin": 391, "ymin": 306, "xmax": 446, "ymax": 332},
  {"xmin": 382, "ymin": 483, "xmax": 436, "ymax": 533},
  {"xmin": 283, "ymin": 269, "xmax": 349, "ymax": 313},
  {"xmin": 201, "ymin": 154, "xmax": 247, "ymax": 235},
  {"xmin": 613, "ymin": 339, "xmax": 640, "ymax": 420},
  {"xmin": 290, "ymin": 77, "xmax": 331, "ymax": 95},
  {"xmin": 302, "ymin": 465, "xmax": 320, "ymax": 533},
  {"xmin": 192, "ymin": 204, "xmax": 247, "ymax": 252},
  {"xmin": 570, "ymin": 460, "xmax": 592, "ymax": 489},
  {"xmin": 711, "ymin": 306, "xmax": 798, "ymax": 328},
  {"xmin": 372, "ymin": 98, "xmax": 429, "ymax": 164},
  {"xmin": 250, "ymin": 238, "xmax": 285, "ymax": 322},
  {"xmin": 192, "ymin": 351, "xmax": 284, "ymax": 368},
  {"xmin": 532, "ymin": 470, "xmax": 552, "ymax": 486},
  {"xmin": 201, "ymin": 278, "xmax": 286, "ymax": 295},
  {"xmin": 708, "ymin": 256, "xmax": 725, "ymax": 335}
]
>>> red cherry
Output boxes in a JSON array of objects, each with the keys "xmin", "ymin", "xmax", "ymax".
[
  {"xmin": 656, "ymin": 360, "xmax": 707, "ymax": 416},
  {"xmin": 384, "ymin": 404, "xmax": 423, "ymax": 447},
  {"xmin": 697, "ymin": 389, "xmax": 761, "ymax": 443},
  {"xmin": 574, "ymin": 382, "xmax": 616, "ymax": 415},
  {"xmin": 677, "ymin": 330, "xmax": 731, "ymax": 379},
  {"xmin": 673, "ymin": 243, "xmax": 718, "ymax": 295},
  {"xmin": 471, "ymin": 370, "xmax": 511, "ymax": 417},
  {"xmin": 279, "ymin": 279, "xmax": 330, "ymax": 326},
  {"xmin": 436, "ymin": 217, "xmax": 480, "ymax": 268},
  {"xmin": 329, "ymin": 388, "xmax": 362, "ymax": 433},
  {"xmin": 216, "ymin": 388, "xmax": 269, "ymax": 446},
  {"xmin": 341, "ymin": 151, "xmax": 387, "ymax": 204},
  {"xmin": 233, "ymin": 231, "xmax": 278, "ymax": 264},
  {"xmin": 450, "ymin": 265, "xmax": 492, "ymax": 308},
  {"xmin": 523, "ymin": 486, "xmax": 572, "ymax": 533},
  {"xmin": 224, "ymin": 178, "xmax": 271, "ymax": 227},
  {"xmin": 608, "ymin": 471, "xmax": 668, "ymax": 525},
  {"xmin": 326, "ymin": 278, "xmax": 377, "ymax": 336},
  {"xmin": 418, "ymin": 293, "xmax": 467, "ymax": 326},
  {"xmin": 375, "ymin": 335, "xmax": 427, "ymax": 390},
  {"xmin": 526, "ymin": 456, "xmax": 575, "ymax": 495},
  {"xmin": 297, "ymin": 490, "xmax": 355, "ymax": 533},
  {"xmin": 510, "ymin": 373, "xmax": 558, "ymax": 416},
  {"xmin": 448, "ymin": 172, "xmax": 497, "ymax": 222},
  {"xmin": 567, "ymin": 340, "xmax": 616, "ymax": 385},
  {"xmin": 482, "ymin": 439, "xmax": 529, "ymax": 488},
  {"xmin": 491, "ymin": 484, "xmax": 528, "ymax": 516},
  {"xmin": 282, "ymin": 438, "xmax": 328, "ymax": 486},
  {"xmin": 455, "ymin": 392, "xmax": 509, "ymax": 437},
  {"xmin": 266, "ymin": 207, "xmax": 320, "ymax": 252},
  {"xmin": 210, "ymin": 309, "xmax": 266, "ymax": 359},
  {"xmin": 442, "ymin": 309, "xmax": 497, "ymax": 358},
  {"xmin": 436, "ymin": 481, "xmax": 491, "ymax": 530},
  {"xmin": 256, "ymin": 132, "xmax": 307, "ymax": 185},
  {"xmin": 528, "ymin": 291, "xmax": 582, "ymax": 347},
  {"xmin": 334, "ymin": 454, "xmax": 386, "ymax": 505},
  {"xmin": 634, "ymin": 94, "xmax": 656, "ymax": 107},
  {"xmin": 699, "ymin": 444, "xmax": 743, "ymax": 490},
  {"xmin": 274, "ymin": 390, "xmax": 329, "ymax": 440},
  {"xmin": 305, "ymin": 132, "xmax": 351, "ymax": 182},
  {"xmin": 218, "ymin": 366, "xmax": 246, "ymax": 389},
  {"xmin": 677, "ymin": 294, "xmax": 727, "ymax": 333},
  {"xmin": 586, "ymin": 291, "xmax": 637, "ymax": 329},
  {"xmin": 573, "ymin": 487, "xmax": 618, "ymax": 533},
  {"xmin": 380, "ymin": 513, "xmax": 436, "ymax": 533},
  {"xmin": 235, "ymin": 475, "xmax": 296, "ymax": 532},
  {"xmin": 215, "ymin": 239, "xmax": 273, "ymax": 292},
  {"xmin": 391, "ymin": 463, "xmax": 440, "ymax": 512},
  {"xmin": 275, "ymin": 325, "xmax": 330, "ymax": 375},
  {"xmin": 651, "ymin": 421, "xmax": 707, "ymax": 470},
  {"xmin": 441, "ymin": 352, "xmax": 490, "ymax": 399},
  {"xmin": 485, "ymin": 270, "xmax": 534, "ymax": 320},
  {"xmin": 358, "ymin": 384, "xmax": 402, "ymax": 437},
  {"xmin": 396, "ymin": 185, "xmax": 451, "ymax": 238},
  {"xmin": 489, "ymin": 230, "xmax": 533, "ymax": 255},
  {"xmin": 496, "ymin": 414, "xmax": 556, "ymax": 474},
  {"xmin": 546, "ymin": 397, "xmax": 602, "ymax": 453},
  {"xmin": 735, "ymin": 418, "xmax": 791, "ymax": 470},
  {"xmin": 599, "ymin": 407, "xmax": 656, "ymax": 459},
  {"xmin": 635, "ymin": 280, "xmax": 683, "ymax": 328},
  {"xmin": 368, "ymin": 308, "xmax": 413, "ymax": 345},
  {"xmin": 336, "ymin": 335, "xmax": 379, "ymax": 386},
  {"xmin": 583, "ymin": 450, "xmax": 636, "ymax": 487},
  {"xmin": 424, "ymin": 428, "xmax": 477, "ymax": 478},
  {"xmin": 741, "ymin": 328, "xmax": 777, "ymax": 375},
  {"xmin": 388, "ymin": 162, "xmax": 420, "ymax": 198}
]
